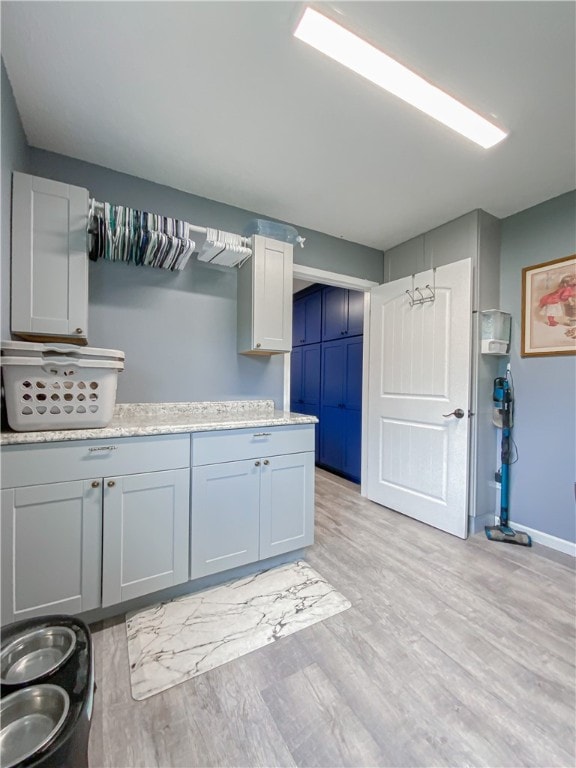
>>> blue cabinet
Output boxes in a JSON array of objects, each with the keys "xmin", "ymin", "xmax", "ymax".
[
  {"xmin": 290, "ymin": 343, "xmax": 321, "ymax": 455},
  {"xmin": 319, "ymin": 336, "xmax": 363, "ymax": 482},
  {"xmin": 322, "ymin": 287, "xmax": 364, "ymax": 341},
  {"xmin": 292, "ymin": 288, "xmax": 321, "ymax": 346},
  {"xmin": 291, "ymin": 285, "xmax": 363, "ymax": 480}
]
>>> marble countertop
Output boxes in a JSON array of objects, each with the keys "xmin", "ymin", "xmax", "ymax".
[{"xmin": 0, "ymin": 400, "xmax": 317, "ymax": 445}]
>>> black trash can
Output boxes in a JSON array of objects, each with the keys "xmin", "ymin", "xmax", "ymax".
[{"xmin": 0, "ymin": 615, "xmax": 94, "ymax": 768}]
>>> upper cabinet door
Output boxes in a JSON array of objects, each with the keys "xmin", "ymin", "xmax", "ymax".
[
  {"xmin": 293, "ymin": 289, "xmax": 321, "ymax": 345},
  {"xmin": 322, "ymin": 286, "xmax": 347, "ymax": 341},
  {"xmin": 238, "ymin": 236, "xmax": 293, "ymax": 354},
  {"xmin": 346, "ymin": 290, "xmax": 364, "ymax": 337},
  {"xmin": 11, "ymin": 172, "xmax": 89, "ymax": 341},
  {"xmin": 322, "ymin": 287, "xmax": 364, "ymax": 340}
]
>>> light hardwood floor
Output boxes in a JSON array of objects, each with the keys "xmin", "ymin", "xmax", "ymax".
[{"xmin": 88, "ymin": 468, "xmax": 576, "ymax": 768}]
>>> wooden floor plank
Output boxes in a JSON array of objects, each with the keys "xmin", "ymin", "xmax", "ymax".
[{"xmin": 88, "ymin": 468, "xmax": 576, "ymax": 767}]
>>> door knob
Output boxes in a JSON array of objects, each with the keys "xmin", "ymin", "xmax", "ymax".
[{"xmin": 442, "ymin": 408, "xmax": 465, "ymax": 419}]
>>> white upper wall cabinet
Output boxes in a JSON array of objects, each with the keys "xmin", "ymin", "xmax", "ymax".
[
  {"xmin": 237, "ymin": 235, "xmax": 293, "ymax": 354},
  {"xmin": 11, "ymin": 172, "xmax": 89, "ymax": 342}
]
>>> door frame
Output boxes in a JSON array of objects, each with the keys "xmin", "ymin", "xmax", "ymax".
[{"xmin": 287, "ymin": 265, "xmax": 378, "ymax": 495}]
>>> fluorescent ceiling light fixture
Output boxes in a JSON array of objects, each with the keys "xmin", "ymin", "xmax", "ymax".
[{"xmin": 294, "ymin": 7, "xmax": 507, "ymax": 149}]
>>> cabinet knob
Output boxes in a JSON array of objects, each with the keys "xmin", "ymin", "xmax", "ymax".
[
  {"xmin": 256, "ymin": 342, "xmax": 261, "ymax": 348},
  {"xmin": 263, "ymin": 459, "xmax": 270, "ymax": 466},
  {"xmin": 107, "ymin": 480, "xmax": 115, "ymax": 488},
  {"xmin": 75, "ymin": 328, "xmax": 83, "ymax": 334},
  {"xmin": 255, "ymin": 461, "xmax": 260, "ymax": 467},
  {"xmin": 91, "ymin": 481, "xmax": 100, "ymax": 489}
]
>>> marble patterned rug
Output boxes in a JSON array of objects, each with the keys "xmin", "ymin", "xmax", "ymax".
[{"xmin": 125, "ymin": 560, "xmax": 351, "ymax": 700}]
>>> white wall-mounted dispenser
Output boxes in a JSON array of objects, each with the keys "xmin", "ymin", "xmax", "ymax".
[{"xmin": 480, "ymin": 310, "xmax": 511, "ymax": 355}]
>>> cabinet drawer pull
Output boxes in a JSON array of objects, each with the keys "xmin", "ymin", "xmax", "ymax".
[
  {"xmin": 107, "ymin": 480, "xmax": 115, "ymax": 488},
  {"xmin": 255, "ymin": 461, "xmax": 260, "ymax": 467},
  {"xmin": 88, "ymin": 445, "xmax": 117, "ymax": 453},
  {"xmin": 263, "ymin": 459, "xmax": 270, "ymax": 465},
  {"xmin": 253, "ymin": 432, "xmax": 271, "ymax": 437},
  {"xmin": 91, "ymin": 481, "xmax": 100, "ymax": 489}
]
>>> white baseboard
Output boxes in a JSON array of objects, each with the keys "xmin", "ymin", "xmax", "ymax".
[{"xmin": 508, "ymin": 520, "xmax": 576, "ymax": 557}]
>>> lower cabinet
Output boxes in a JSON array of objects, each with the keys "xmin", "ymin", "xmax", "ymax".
[
  {"xmin": 1, "ymin": 427, "xmax": 315, "ymax": 622},
  {"xmin": 259, "ymin": 451, "xmax": 315, "ymax": 560},
  {"xmin": 0, "ymin": 434, "xmax": 190, "ymax": 624},
  {"xmin": 1, "ymin": 482, "xmax": 101, "ymax": 625},
  {"xmin": 191, "ymin": 460, "xmax": 261, "ymax": 578},
  {"xmin": 191, "ymin": 426, "xmax": 315, "ymax": 579},
  {"xmin": 101, "ymin": 469, "xmax": 190, "ymax": 607}
]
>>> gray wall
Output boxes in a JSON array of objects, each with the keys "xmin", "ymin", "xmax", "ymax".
[
  {"xmin": 1, "ymin": 60, "xmax": 30, "ymax": 340},
  {"xmin": 26, "ymin": 148, "xmax": 382, "ymax": 406},
  {"xmin": 1, "ymin": 71, "xmax": 383, "ymax": 406},
  {"xmin": 499, "ymin": 191, "xmax": 576, "ymax": 543}
]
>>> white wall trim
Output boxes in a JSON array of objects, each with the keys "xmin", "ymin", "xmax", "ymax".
[
  {"xmin": 293, "ymin": 264, "xmax": 378, "ymax": 292},
  {"xmin": 360, "ymin": 291, "xmax": 371, "ymax": 498},
  {"xmin": 508, "ymin": 520, "xmax": 576, "ymax": 557}
]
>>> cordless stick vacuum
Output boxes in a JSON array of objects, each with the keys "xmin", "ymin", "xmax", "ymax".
[{"xmin": 485, "ymin": 375, "xmax": 532, "ymax": 547}]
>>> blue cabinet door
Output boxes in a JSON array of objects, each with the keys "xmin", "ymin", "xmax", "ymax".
[
  {"xmin": 322, "ymin": 287, "xmax": 347, "ymax": 341},
  {"xmin": 321, "ymin": 339, "xmax": 345, "ymax": 406},
  {"xmin": 292, "ymin": 298, "xmax": 306, "ymax": 347},
  {"xmin": 302, "ymin": 344, "xmax": 321, "ymax": 405},
  {"xmin": 291, "ymin": 343, "xmax": 320, "ymax": 412},
  {"xmin": 322, "ymin": 287, "xmax": 364, "ymax": 340},
  {"xmin": 344, "ymin": 336, "xmax": 363, "ymax": 410},
  {"xmin": 319, "ymin": 336, "xmax": 362, "ymax": 482},
  {"xmin": 298, "ymin": 403, "xmax": 320, "ymax": 456},
  {"xmin": 290, "ymin": 347, "xmax": 303, "ymax": 411},
  {"xmin": 319, "ymin": 405, "xmax": 344, "ymax": 469},
  {"xmin": 293, "ymin": 289, "xmax": 321, "ymax": 346},
  {"xmin": 347, "ymin": 290, "xmax": 364, "ymax": 337},
  {"xmin": 343, "ymin": 409, "xmax": 362, "ymax": 482}
]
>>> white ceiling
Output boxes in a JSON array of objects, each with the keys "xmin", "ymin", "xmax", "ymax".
[{"xmin": 2, "ymin": 1, "xmax": 575, "ymax": 250}]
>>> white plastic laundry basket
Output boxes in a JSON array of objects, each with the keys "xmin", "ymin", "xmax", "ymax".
[{"xmin": 1, "ymin": 342, "xmax": 125, "ymax": 431}]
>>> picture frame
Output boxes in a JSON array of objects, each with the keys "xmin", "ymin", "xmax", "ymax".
[{"xmin": 521, "ymin": 254, "xmax": 576, "ymax": 357}]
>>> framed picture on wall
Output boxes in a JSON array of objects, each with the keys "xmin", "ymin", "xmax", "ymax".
[{"xmin": 521, "ymin": 254, "xmax": 576, "ymax": 357}]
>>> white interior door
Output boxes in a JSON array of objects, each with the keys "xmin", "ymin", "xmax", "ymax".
[{"xmin": 366, "ymin": 259, "xmax": 472, "ymax": 538}]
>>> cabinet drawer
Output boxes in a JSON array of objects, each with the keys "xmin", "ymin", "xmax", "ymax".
[
  {"xmin": 2, "ymin": 434, "xmax": 190, "ymax": 488},
  {"xmin": 191, "ymin": 425, "xmax": 314, "ymax": 466}
]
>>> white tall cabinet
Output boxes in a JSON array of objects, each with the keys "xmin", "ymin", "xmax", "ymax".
[{"xmin": 11, "ymin": 172, "xmax": 89, "ymax": 342}]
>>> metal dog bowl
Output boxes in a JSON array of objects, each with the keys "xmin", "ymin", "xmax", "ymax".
[
  {"xmin": 1, "ymin": 626, "xmax": 77, "ymax": 685},
  {"xmin": 0, "ymin": 684, "xmax": 70, "ymax": 768}
]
